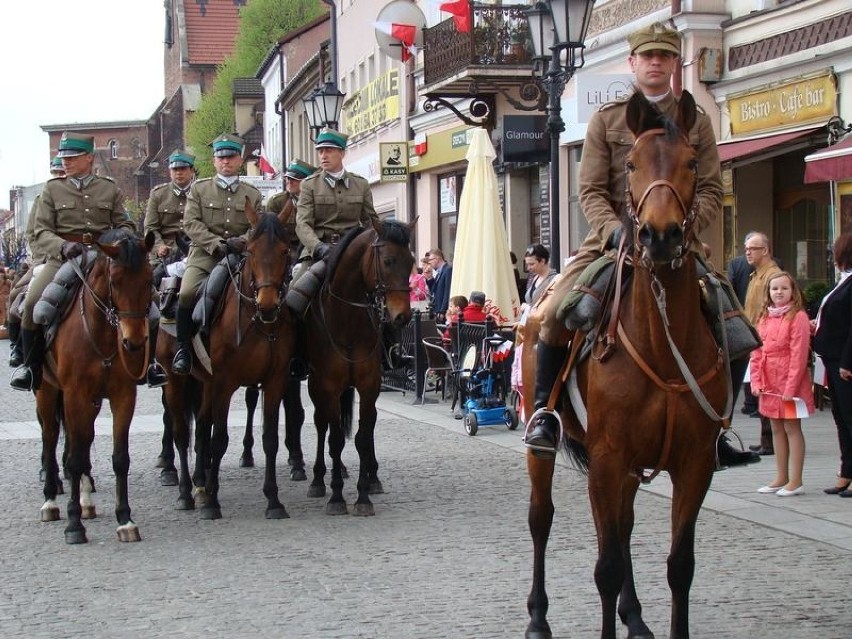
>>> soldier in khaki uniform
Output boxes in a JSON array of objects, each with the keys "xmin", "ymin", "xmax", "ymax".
[
  {"xmin": 142, "ymin": 150, "xmax": 195, "ymax": 387},
  {"xmin": 294, "ymin": 129, "xmax": 380, "ymax": 283},
  {"xmin": 267, "ymin": 158, "xmax": 317, "ymax": 262},
  {"xmin": 11, "ymin": 132, "xmax": 135, "ymax": 391},
  {"xmin": 7, "ymin": 156, "xmax": 64, "ymax": 368},
  {"xmin": 525, "ymin": 23, "xmax": 724, "ymax": 454},
  {"xmin": 171, "ymin": 134, "xmax": 262, "ymax": 375}
]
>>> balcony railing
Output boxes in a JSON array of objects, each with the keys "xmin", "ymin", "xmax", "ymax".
[{"xmin": 423, "ymin": 4, "xmax": 534, "ymax": 87}]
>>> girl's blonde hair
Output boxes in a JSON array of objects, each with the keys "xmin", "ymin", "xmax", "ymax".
[{"xmin": 759, "ymin": 271, "xmax": 805, "ymax": 321}]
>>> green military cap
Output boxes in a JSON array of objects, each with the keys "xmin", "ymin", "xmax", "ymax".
[
  {"xmin": 210, "ymin": 133, "xmax": 244, "ymax": 158},
  {"xmin": 57, "ymin": 132, "xmax": 94, "ymax": 157},
  {"xmin": 168, "ymin": 150, "xmax": 196, "ymax": 169},
  {"xmin": 627, "ymin": 22, "xmax": 681, "ymax": 56},
  {"xmin": 284, "ymin": 159, "xmax": 317, "ymax": 180},
  {"xmin": 314, "ymin": 129, "xmax": 348, "ymax": 150},
  {"xmin": 50, "ymin": 155, "xmax": 64, "ymax": 172}
]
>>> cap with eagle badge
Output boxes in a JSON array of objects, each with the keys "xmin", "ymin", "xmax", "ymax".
[
  {"xmin": 168, "ymin": 150, "xmax": 195, "ymax": 169},
  {"xmin": 210, "ymin": 134, "xmax": 245, "ymax": 158},
  {"xmin": 284, "ymin": 159, "xmax": 317, "ymax": 180},
  {"xmin": 56, "ymin": 132, "xmax": 94, "ymax": 158},
  {"xmin": 627, "ymin": 22, "xmax": 681, "ymax": 56},
  {"xmin": 314, "ymin": 129, "xmax": 348, "ymax": 150}
]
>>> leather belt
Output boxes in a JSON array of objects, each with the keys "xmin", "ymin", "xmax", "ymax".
[{"xmin": 59, "ymin": 232, "xmax": 101, "ymax": 244}]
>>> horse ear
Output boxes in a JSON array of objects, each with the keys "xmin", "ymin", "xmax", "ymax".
[
  {"xmin": 676, "ymin": 90, "xmax": 697, "ymax": 135},
  {"xmin": 408, "ymin": 216, "xmax": 419, "ymax": 232},
  {"xmin": 144, "ymin": 231, "xmax": 155, "ymax": 253},
  {"xmin": 244, "ymin": 195, "xmax": 258, "ymax": 227},
  {"xmin": 626, "ymin": 90, "xmax": 665, "ymax": 136}
]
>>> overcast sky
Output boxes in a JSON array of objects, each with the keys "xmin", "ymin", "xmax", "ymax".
[{"xmin": 0, "ymin": 2, "xmax": 164, "ymax": 205}]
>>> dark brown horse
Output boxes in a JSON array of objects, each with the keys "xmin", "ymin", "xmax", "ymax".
[
  {"xmin": 297, "ymin": 219, "xmax": 414, "ymax": 516},
  {"xmin": 37, "ymin": 229, "xmax": 154, "ymax": 544},
  {"xmin": 158, "ymin": 200, "xmax": 296, "ymax": 519},
  {"xmin": 524, "ymin": 91, "xmax": 729, "ymax": 639}
]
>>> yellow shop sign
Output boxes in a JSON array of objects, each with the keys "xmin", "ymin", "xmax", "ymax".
[
  {"xmin": 341, "ymin": 70, "xmax": 400, "ymax": 138},
  {"xmin": 729, "ymin": 73, "xmax": 836, "ymax": 135}
]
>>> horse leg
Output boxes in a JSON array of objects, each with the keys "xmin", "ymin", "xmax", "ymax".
[
  {"xmin": 616, "ymin": 478, "xmax": 654, "ymax": 639},
  {"xmin": 325, "ymin": 416, "xmax": 348, "ymax": 515},
  {"xmin": 158, "ymin": 389, "xmax": 178, "ymax": 486},
  {"xmin": 166, "ymin": 377, "xmax": 195, "ymax": 510},
  {"xmin": 308, "ymin": 414, "xmax": 328, "ymax": 498},
  {"xmin": 37, "ymin": 388, "xmax": 62, "ymax": 522},
  {"xmin": 589, "ymin": 457, "xmax": 629, "ymax": 639},
  {"xmin": 352, "ymin": 396, "xmax": 377, "ymax": 516},
  {"xmin": 192, "ymin": 385, "xmax": 212, "ymax": 507},
  {"xmin": 261, "ymin": 388, "xmax": 288, "ymax": 519},
  {"xmin": 240, "ymin": 385, "xmax": 258, "ymax": 468},
  {"xmin": 283, "ymin": 378, "xmax": 306, "ymax": 481},
  {"xmin": 667, "ymin": 464, "xmax": 713, "ymax": 639},
  {"xmin": 111, "ymin": 391, "xmax": 141, "ymax": 542},
  {"xmin": 200, "ymin": 390, "xmax": 231, "ymax": 520},
  {"xmin": 61, "ymin": 400, "xmax": 99, "ymax": 545},
  {"xmin": 525, "ymin": 454, "xmax": 556, "ymax": 639}
]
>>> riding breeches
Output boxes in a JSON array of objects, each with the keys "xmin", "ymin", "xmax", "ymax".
[
  {"xmin": 177, "ymin": 255, "xmax": 217, "ymax": 308},
  {"xmin": 537, "ymin": 249, "xmax": 600, "ymax": 346},
  {"xmin": 20, "ymin": 260, "xmax": 60, "ymax": 330}
]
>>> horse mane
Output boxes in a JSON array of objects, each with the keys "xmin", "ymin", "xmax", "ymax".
[
  {"xmin": 325, "ymin": 220, "xmax": 412, "ymax": 281},
  {"xmin": 100, "ymin": 228, "xmax": 146, "ymax": 269},
  {"xmin": 251, "ymin": 211, "xmax": 287, "ymax": 244}
]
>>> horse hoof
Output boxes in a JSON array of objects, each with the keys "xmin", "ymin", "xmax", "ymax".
[
  {"xmin": 307, "ymin": 485, "xmax": 326, "ymax": 498},
  {"xmin": 265, "ymin": 506, "xmax": 290, "ymax": 520},
  {"xmin": 40, "ymin": 505, "xmax": 61, "ymax": 522},
  {"xmin": 175, "ymin": 497, "xmax": 195, "ymax": 511},
  {"xmin": 199, "ymin": 506, "xmax": 222, "ymax": 520},
  {"xmin": 525, "ymin": 627, "xmax": 553, "ymax": 639},
  {"xmin": 160, "ymin": 470, "xmax": 178, "ymax": 487},
  {"xmin": 239, "ymin": 455, "xmax": 254, "ymax": 468},
  {"xmin": 352, "ymin": 502, "xmax": 375, "ymax": 517},
  {"xmin": 290, "ymin": 468, "xmax": 307, "ymax": 482},
  {"xmin": 325, "ymin": 501, "xmax": 348, "ymax": 516},
  {"xmin": 64, "ymin": 529, "xmax": 88, "ymax": 545},
  {"xmin": 81, "ymin": 506, "xmax": 97, "ymax": 520},
  {"xmin": 116, "ymin": 523, "xmax": 142, "ymax": 542},
  {"xmin": 368, "ymin": 480, "xmax": 384, "ymax": 495}
]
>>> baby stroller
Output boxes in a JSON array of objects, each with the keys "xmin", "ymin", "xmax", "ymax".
[{"xmin": 459, "ymin": 334, "xmax": 519, "ymax": 436}]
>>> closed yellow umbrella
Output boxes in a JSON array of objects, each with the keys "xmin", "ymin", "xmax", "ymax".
[{"xmin": 449, "ymin": 128, "xmax": 520, "ymax": 324}]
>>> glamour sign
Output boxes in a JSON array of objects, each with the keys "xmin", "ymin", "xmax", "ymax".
[{"xmin": 502, "ymin": 115, "xmax": 548, "ymax": 163}]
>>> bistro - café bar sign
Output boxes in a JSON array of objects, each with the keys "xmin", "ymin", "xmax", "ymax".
[{"xmin": 728, "ymin": 72, "xmax": 836, "ymax": 135}]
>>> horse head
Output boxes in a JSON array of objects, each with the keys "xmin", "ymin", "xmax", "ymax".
[
  {"xmin": 625, "ymin": 90, "xmax": 698, "ymax": 265},
  {"xmin": 244, "ymin": 196, "xmax": 291, "ymax": 324},
  {"xmin": 364, "ymin": 218, "xmax": 416, "ymax": 328},
  {"xmin": 96, "ymin": 229, "xmax": 155, "ymax": 354}
]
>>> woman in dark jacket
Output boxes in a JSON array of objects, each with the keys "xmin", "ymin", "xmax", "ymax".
[{"xmin": 813, "ymin": 233, "xmax": 852, "ymax": 496}]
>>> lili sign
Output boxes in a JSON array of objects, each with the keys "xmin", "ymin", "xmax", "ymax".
[{"xmin": 380, "ymin": 142, "xmax": 408, "ymax": 182}]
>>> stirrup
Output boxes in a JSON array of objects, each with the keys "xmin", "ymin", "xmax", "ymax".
[
  {"xmin": 147, "ymin": 362, "xmax": 168, "ymax": 388},
  {"xmin": 9, "ymin": 366, "xmax": 35, "ymax": 392},
  {"xmin": 524, "ymin": 408, "xmax": 563, "ymax": 454}
]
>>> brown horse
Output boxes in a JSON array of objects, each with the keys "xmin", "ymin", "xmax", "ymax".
[
  {"xmin": 158, "ymin": 200, "xmax": 296, "ymax": 519},
  {"xmin": 298, "ymin": 219, "xmax": 414, "ymax": 516},
  {"xmin": 37, "ymin": 229, "xmax": 154, "ymax": 544},
  {"xmin": 524, "ymin": 91, "xmax": 729, "ymax": 639}
]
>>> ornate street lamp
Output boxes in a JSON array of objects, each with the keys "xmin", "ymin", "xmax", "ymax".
[
  {"xmin": 525, "ymin": 0, "xmax": 595, "ymax": 269},
  {"xmin": 302, "ymin": 81, "xmax": 346, "ymax": 140}
]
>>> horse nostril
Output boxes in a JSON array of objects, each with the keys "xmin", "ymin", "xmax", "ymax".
[{"xmin": 637, "ymin": 225, "xmax": 653, "ymax": 247}]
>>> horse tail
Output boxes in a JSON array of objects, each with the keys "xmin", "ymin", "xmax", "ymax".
[
  {"xmin": 563, "ymin": 436, "xmax": 590, "ymax": 476},
  {"xmin": 340, "ymin": 387, "xmax": 355, "ymax": 439}
]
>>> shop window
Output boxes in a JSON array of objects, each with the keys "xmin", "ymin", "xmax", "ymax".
[{"xmin": 438, "ymin": 172, "xmax": 464, "ymax": 259}]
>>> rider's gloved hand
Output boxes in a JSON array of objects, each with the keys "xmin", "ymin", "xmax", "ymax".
[
  {"xmin": 313, "ymin": 242, "xmax": 331, "ymax": 260},
  {"xmin": 211, "ymin": 243, "xmax": 227, "ymax": 260},
  {"xmin": 225, "ymin": 237, "xmax": 247, "ymax": 255},
  {"xmin": 605, "ymin": 226, "xmax": 623, "ymax": 250},
  {"xmin": 60, "ymin": 241, "xmax": 85, "ymax": 260}
]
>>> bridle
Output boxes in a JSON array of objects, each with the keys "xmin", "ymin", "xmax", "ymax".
[
  {"xmin": 225, "ymin": 248, "xmax": 289, "ymax": 326},
  {"xmin": 623, "ymin": 128, "xmax": 699, "ymax": 271}
]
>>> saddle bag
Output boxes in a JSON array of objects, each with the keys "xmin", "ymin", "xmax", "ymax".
[
  {"xmin": 696, "ymin": 259, "xmax": 761, "ymax": 361},
  {"xmin": 557, "ymin": 255, "xmax": 616, "ymax": 332},
  {"xmin": 33, "ymin": 251, "xmax": 97, "ymax": 326},
  {"xmin": 192, "ymin": 254, "xmax": 242, "ymax": 332},
  {"xmin": 285, "ymin": 259, "xmax": 328, "ymax": 315},
  {"xmin": 158, "ymin": 276, "xmax": 180, "ymax": 319}
]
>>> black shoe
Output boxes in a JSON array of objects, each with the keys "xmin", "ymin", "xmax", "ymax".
[
  {"xmin": 824, "ymin": 481, "xmax": 851, "ymax": 495},
  {"xmin": 740, "ymin": 405, "xmax": 757, "ymax": 415},
  {"xmin": 8, "ymin": 321, "xmax": 22, "ymax": 367},
  {"xmin": 525, "ymin": 411, "xmax": 559, "ymax": 456},
  {"xmin": 172, "ymin": 345, "xmax": 192, "ymax": 375},
  {"xmin": 839, "ymin": 489, "xmax": 852, "ymax": 498},
  {"xmin": 8, "ymin": 346, "xmax": 23, "ymax": 368},
  {"xmin": 146, "ymin": 362, "xmax": 168, "ymax": 388},
  {"xmin": 748, "ymin": 411, "xmax": 761, "ymax": 418},
  {"xmin": 10, "ymin": 366, "xmax": 36, "ymax": 392},
  {"xmin": 718, "ymin": 437, "xmax": 760, "ymax": 466}
]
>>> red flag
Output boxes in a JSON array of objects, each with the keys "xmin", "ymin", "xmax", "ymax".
[
  {"xmin": 391, "ymin": 23, "xmax": 417, "ymax": 62},
  {"xmin": 258, "ymin": 146, "xmax": 276, "ymax": 177},
  {"xmin": 439, "ymin": 0, "xmax": 471, "ymax": 33}
]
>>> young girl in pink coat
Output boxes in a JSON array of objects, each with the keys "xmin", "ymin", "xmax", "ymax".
[{"xmin": 750, "ymin": 271, "xmax": 814, "ymax": 496}]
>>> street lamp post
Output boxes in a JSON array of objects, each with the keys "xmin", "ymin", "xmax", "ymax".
[
  {"xmin": 526, "ymin": 0, "xmax": 595, "ymax": 270},
  {"xmin": 301, "ymin": 0, "xmax": 347, "ymax": 141}
]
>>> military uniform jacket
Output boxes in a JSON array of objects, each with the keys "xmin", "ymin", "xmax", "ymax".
[
  {"xmin": 26, "ymin": 196, "xmax": 48, "ymax": 263},
  {"xmin": 578, "ymin": 92, "xmax": 723, "ymax": 256},
  {"xmin": 183, "ymin": 178, "xmax": 262, "ymax": 260},
  {"xmin": 144, "ymin": 181, "xmax": 190, "ymax": 253},
  {"xmin": 34, "ymin": 175, "xmax": 134, "ymax": 261},
  {"xmin": 295, "ymin": 170, "xmax": 379, "ymax": 259},
  {"xmin": 266, "ymin": 190, "xmax": 300, "ymax": 252}
]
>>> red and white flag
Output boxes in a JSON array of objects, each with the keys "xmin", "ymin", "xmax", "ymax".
[
  {"xmin": 439, "ymin": 0, "xmax": 471, "ymax": 33},
  {"xmin": 375, "ymin": 21, "xmax": 418, "ymax": 61},
  {"xmin": 257, "ymin": 146, "xmax": 276, "ymax": 177}
]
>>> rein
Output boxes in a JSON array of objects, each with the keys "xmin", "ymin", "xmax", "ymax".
[{"xmin": 224, "ymin": 256, "xmax": 287, "ymax": 338}]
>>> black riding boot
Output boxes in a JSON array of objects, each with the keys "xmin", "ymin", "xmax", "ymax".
[
  {"xmin": 10, "ymin": 328, "xmax": 44, "ymax": 392},
  {"xmin": 171, "ymin": 306, "xmax": 194, "ymax": 376},
  {"xmin": 289, "ymin": 314, "xmax": 309, "ymax": 380},
  {"xmin": 146, "ymin": 320, "xmax": 167, "ymax": 388},
  {"xmin": 525, "ymin": 342, "xmax": 568, "ymax": 457},
  {"xmin": 7, "ymin": 320, "xmax": 22, "ymax": 367}
]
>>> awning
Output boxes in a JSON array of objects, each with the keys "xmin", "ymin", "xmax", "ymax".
[
  {"xmin": 717, "ymin": 127, "xmax": 820, "ymax": 164},
  {"xmin": 804, "ymin": 135, "xmax": 852, "ymax": 183}
]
